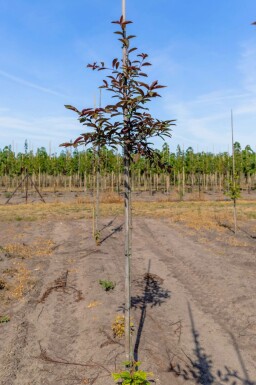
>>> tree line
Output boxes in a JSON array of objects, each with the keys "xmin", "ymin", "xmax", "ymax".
[{"xmin": 0, "ymin": 141, "xmax": 255, "ymax": 192}]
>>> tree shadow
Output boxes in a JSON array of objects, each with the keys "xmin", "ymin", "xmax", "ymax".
[
  {"xmin": 99, "ymin": 223, "xmax": 123, "ymax": 245},
  {"xmin": 238, "ymin": 227, "xmax": 256, "ymax": 240},
  {"xmin": 129, "ymin": 260, "xmax": 171, "ymax": 361},
  {"xmin": 99, "ymin": 216, "xmax": 118, "ymax": 233},
  {"xmin": 217, "ymin": 221, "xmax": 235, "ymax": 234},
  {"xmin": 169, "ymin": 303, "xmax": 256, "ymax": 385}
]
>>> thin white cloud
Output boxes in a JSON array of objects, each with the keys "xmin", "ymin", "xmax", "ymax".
[
  {"xmin": 191, "ymin": 91, "xmax": 254, "ymax": 105},
  {"xmin": 0, "ymin": 115, "xmax": 81, "ymax": 152},
  {"xmin": 238, "ymin": 41, "xmax": 256, "ymax": 93},
  {"xmin": 0, "ymin": 69, "xmax": 66, "ymax": 97},
  {"xmin": 1, "ymin": 114, "xmax": 78, "ymax": 131},
  {"xmin": 163, "ymin": 85, "xmax": 256, "ymax": 151}
]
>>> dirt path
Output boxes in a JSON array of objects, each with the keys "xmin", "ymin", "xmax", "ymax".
[{"xmin": 0, "ymin": 217, "xmax": 255, "ymax": 385}]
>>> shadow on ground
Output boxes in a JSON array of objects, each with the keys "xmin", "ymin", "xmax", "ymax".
[
  {"xmin": 119, "ymin": 260, "xmax": 171, "ymax": 361},
  {"xmin": 168, "ymin": 303, "xmax": 256, "ymax": 385},
  {"xmin": 100, "ymin": 223, "xmax": 123, "ymax": 245}
]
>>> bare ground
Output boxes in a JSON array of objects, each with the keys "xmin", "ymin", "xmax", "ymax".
[{"xmin": 0, "ymin": 205, "xmax": 256, "ymax": 385}]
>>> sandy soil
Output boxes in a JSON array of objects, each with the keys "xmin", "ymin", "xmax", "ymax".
[{"xmin": 0, "ymin": 208, "xmax": 256, "ymax": 384}]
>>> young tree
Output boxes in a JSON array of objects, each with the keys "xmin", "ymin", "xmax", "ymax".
[
  {"xmin": 224, "ymin": 111, "xmax": 240, "ymax": 234},
  {"xmin": 61, "ymin": 15, "xmax": 175, "ymax": 362}
]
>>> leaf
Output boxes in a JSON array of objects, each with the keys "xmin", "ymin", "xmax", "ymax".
[
  {"xmin": 128, "ymin": 47, "xmax": 137, "ymax": 53},
  {"xmin": 59, "ymin": 142, "xmax": 72, "ymax": 147},
  {"xmin": 138, "ymin": 53, "xmax": 148, "ymax": 59},
  {"xmin": 112, "ymin": 373, "xmax": 121, "ymax": 382},
  {"xmin": 141, "ymin": 62, "xmax": 152, "ymax": 66},
  {"xmin": 80, "ymin": 108, "xmax": 93, "ymax": 116},
  {"xmin": 64, "ymin": 105, "xmax": 81, "ymax": 114},
  {"xmin": 118, "ymin": 38, "xmax": 129, "ymax": 47},
  {"xmin": 74, "ymin": 136, "xmax": 83, "ymax": 144},
  {"xmin": 87, "ymin": 62, "xmax": 99, "ymax": 70},
  {"xmin": 111, "ymin": 20, "xmax": 121, "ymax": 25},
  {"xmin": 135, "ymin": 87, "xmax": 145, "ymax": 96},
  {"xmin": 112, "ymin": 58, "xmax": 118, "ymax": 68},
  {"xmin": 138, "ymin": 82, "xmax": 150, "ymax": 90},
  {"xmin": 154, "ymin": 85, "xmax": 166, "ymax": 89},
  {"xmin": 150, "ymin": 80, "xmax": 158, "ymax": 88},
  {"xmin": 102, "ymin": 80, "xmax": 109, "ymax": 88},
  {"xmin": 138, "ymin": 72, "xmax": 148, "ymax": 77},
  {"xmin": 122, "ymin": 20, "xmax": 133, "ymax": 27}
]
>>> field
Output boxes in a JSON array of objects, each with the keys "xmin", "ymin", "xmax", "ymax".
[{"xmin": 0, "ymin": 190, "xmax": 256, "ymax": 385}]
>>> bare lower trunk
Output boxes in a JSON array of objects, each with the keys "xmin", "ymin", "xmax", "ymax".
[
  {"xmin": 233, "ymin": 198, "xmax": 237, "ymax": 235},
  {"xmin": 124, "ymin": 145, "xmax": 132, "ymax": 362},
  {"xmin": 95, "ymin": 149, "xmax": 100, "ymax": 237}
]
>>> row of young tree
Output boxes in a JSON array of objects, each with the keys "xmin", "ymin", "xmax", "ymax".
[{"xmin": 0, "ymin": 142, "xmax": 256, "ymax": 191}]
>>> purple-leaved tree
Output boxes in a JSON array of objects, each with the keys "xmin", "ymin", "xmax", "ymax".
[{"xmin": 61, "ymin": 13, "xmax": 175, "ymax": 362}]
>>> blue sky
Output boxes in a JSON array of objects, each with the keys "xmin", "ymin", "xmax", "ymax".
[{"xmin": 0, "ymin": 0, "xmax": 255, "ymax": 154}]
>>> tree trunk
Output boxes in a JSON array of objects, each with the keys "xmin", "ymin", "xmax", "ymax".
[
  {"xmin": 124, "ymin": 145, "xmax": 132, "ymax": 362},
  {"xmin": 95, "ymin": 150, "xmax": 100, "ymax": 238}
]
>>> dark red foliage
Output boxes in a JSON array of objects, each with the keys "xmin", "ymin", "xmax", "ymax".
[{"xmin": 61, "ymin": 17, "xmax": 175, "ymax": 168}]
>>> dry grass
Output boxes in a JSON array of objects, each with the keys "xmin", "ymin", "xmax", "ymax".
[
  {"xmin": 1, "ymin": 239, "xmax": 54, "ymax": 302},
  {"xmin": 100, "ymin": 192, "xmax": 123, "ymax": 204},
  {"xmin": 3, "ymin": 239, "xmax": 54, "ymax": 259},
  {"xmin": 76, "ymin": 192, "xmax": 122, "ymax": 204},
  {"xmin": 1, "ymin": 261, "xmax": 36, "ymax": 301},
  {"xmin": 0, "ymin": 201, "xmax": 123, "ymax": 221},
  {"xmin": 8, "ymin": 261, "xmax": 33, "ymax": 299},
  {"xmin": 0, "ymin": 200, "xmax": 255, "ymax": 233},
  {"xmin": 133, "ymin": 200, "xmax": 256, "ymax": 232}
]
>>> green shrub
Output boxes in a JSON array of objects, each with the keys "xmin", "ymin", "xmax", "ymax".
[
  {"xmin": 0, "ymin": 315, "xmax": 10, "ymax": 323},
  {"xmin": 99, "ymin": 279, "xmax": 116, "ymax": 291},
  {"xmin": 112, "ymin": 361, "xmax": 154, "ymax": 385}
]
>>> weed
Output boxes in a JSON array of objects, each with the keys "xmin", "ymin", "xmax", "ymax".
[
  {"xmin": 99, "ymin": 279, "xmax": 116, "ymax": 291},
  {"xmin": 3, "ymin": 268, "xmax": 18, "ymax": 277},
  {"xmin": 0, "ymin": 279, "xmax": 6, "ymax": 290},
  {"xmin": 94, "ymin": 231, "xmax": 101, "ymax": 246},
  {"xmin": 4, "ymin": 192, "xmax": 12, "ymax": 199},
  {"xmin": 0, "ymin": 315, "xmax": 10, "ymax": 323},
  {"xmin": 112, "ymin": 315, "xmax": 134, "ymax": 339},
  {"xmin": 112, "ymin": 361, "xmax": 154, "ymax": 385}
]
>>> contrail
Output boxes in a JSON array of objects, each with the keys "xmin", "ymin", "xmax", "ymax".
[{"xmin": 0, "ymin": 69, "xmax": 66, "ymax": 97}]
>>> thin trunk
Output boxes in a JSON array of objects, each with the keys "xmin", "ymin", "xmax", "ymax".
[
  {"xmin": 182, "ymin": 165, "xmax": 185, "ymax": 197},
  {"xmin": 233, "ymin": 197, "xmax": 237, "ymax": 234},
  {"xmin": 123, "ymin": 0, "xmax": 132, "ymax": 363},
  {"xmin": 25, "ymin": 173, "xmax": 28, "ymax": 203},
  {"xmin": 95, "ymin": 148, "xmax": 100, "ymax": 237},
  {"xmin": 231, "ymin": 110, "xmax": 237, "ymax": 235},
  {"xmin": 124, "ymin": 145, "xmax": 132, "ymax": 362}
]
